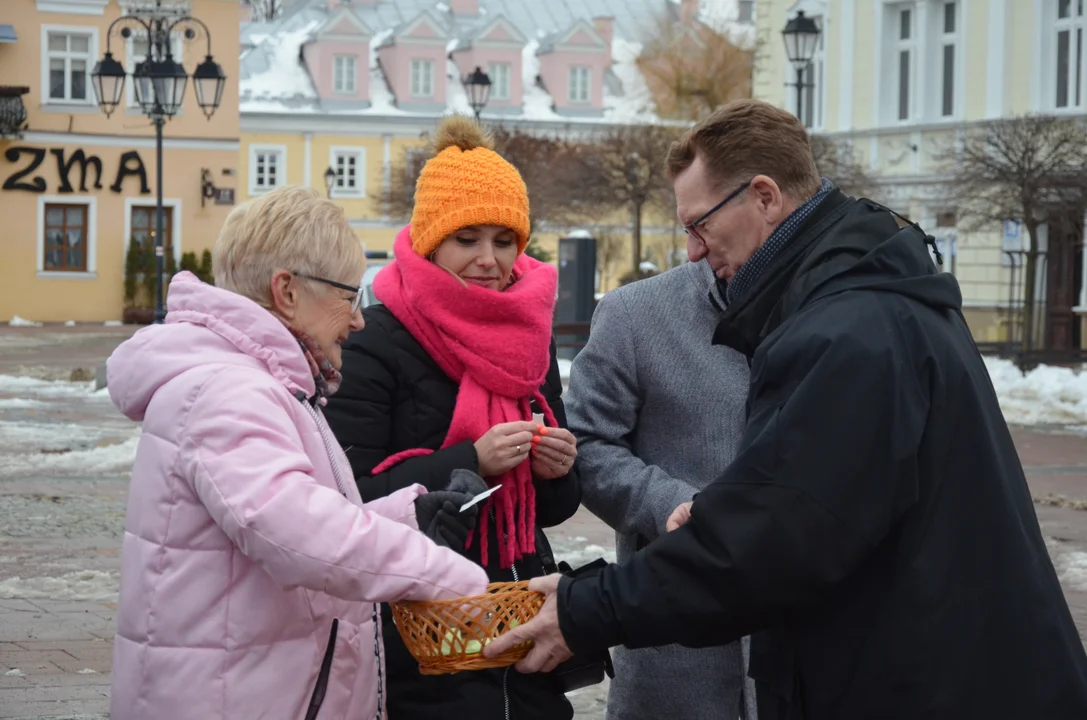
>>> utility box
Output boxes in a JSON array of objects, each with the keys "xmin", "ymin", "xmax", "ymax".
[{"xmin": 555, "ymin": 233, "xmax": 597, "ymax": 359}]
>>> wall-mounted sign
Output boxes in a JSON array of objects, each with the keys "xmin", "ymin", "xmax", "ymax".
[
  {"xmin": 214, "ymin": 187, "xmax": 234, "ymax": 205},
  {"xmin": 2, "ymin": 146, "xmax": 150, "ymax": 195}
]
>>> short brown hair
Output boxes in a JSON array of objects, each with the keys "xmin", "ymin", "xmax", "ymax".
[{"xmin": 666, "ymin": 99, "xmax": 821, "ymax": 201}]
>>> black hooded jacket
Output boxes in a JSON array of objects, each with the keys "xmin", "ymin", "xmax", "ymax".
[{"xmin": 556, "ymin": 190, "xmax": 1087, "ymax": 719}]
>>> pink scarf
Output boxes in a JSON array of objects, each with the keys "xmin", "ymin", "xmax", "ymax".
[{"xmin": 371, "ymin": 225, "xmax": 559, "ymax": 568}]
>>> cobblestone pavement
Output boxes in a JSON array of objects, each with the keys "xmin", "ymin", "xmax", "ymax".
[{"xmin": 2, "ymin": 327, "xmax": 1087, "ymax": 719}]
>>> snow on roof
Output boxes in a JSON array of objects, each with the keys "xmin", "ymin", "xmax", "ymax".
[
  {"xmin": 240, "ymin": 16, "xmax": 324, "ymax": 110},
  {"xmin": 239, "ymin": 0, "xmax": 748, "ymax": 122},
  {"xmin": 520, "ymin": 40, "xmax": 559, "ymax": 121},
  {"xmin": 605, "ymin": 37, "xmax": 658, "ymax": 123}
]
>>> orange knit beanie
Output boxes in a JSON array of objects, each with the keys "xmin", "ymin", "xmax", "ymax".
[{"xmin": 409, "ymin": 115, "xmax": 531, "ymax": 258}]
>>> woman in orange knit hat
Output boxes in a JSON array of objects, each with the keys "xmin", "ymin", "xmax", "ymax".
[{"xmin": 324, "ymin": 115, "xmax": 583, "ymax": 719}]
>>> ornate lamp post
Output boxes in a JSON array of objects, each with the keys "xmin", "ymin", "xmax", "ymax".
[
  {"xmin": 324, "ymin": 166, "xmax": 336, "ymax": 198},
  {"xmin": 462, "ymin": 66, "xmax": 492, "ymax": 121},
  {"xmin": 91, "ymin": 0, "xmax": 226, "ymax": 323},
  {"xmin": 781, "ymin": 11, "xmax": 821, "ymax": 126}
]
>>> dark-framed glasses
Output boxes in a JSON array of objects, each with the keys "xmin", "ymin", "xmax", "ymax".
[
  {"xmin": 294, "ymin": 272, "xmax": 365, "ymax": 314},
  {"xmin": 684, "ymin": 180, "xmax": 751, "ymax": 244}
]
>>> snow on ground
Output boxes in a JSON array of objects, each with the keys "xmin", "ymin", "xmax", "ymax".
[
  {"xmin": 983, "ymin": 357, "xmax": 1087, "ymax": 425},
  {"xmin": 8, "ymin": 316, "xmax": 42, "ymax": 327},
  {"xmin": 0, "ymin": 570, "xmax": 118, "ymax": 602}
]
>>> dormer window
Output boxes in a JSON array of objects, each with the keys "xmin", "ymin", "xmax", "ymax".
[
  {"xmin": 333, "ymin": 55, "xmax": 356, "ymax": 95},
  {"xmin": 411, "ymin": 59, "xmax": 434, "ymax": 98},
  {"xmin": 488, "ymin": 61, "xmax": 511, "ymax": 100},
  {"xmin": 568, "ymin": 65, "xmax": 590, "ymax": 104}
]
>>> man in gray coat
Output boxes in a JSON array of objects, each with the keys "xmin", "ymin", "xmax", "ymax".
[{"xmin": 564, "ymin": 259, "xmax": 756, "ymax": 720}]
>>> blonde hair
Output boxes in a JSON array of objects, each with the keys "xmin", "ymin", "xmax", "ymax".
[{"xmin": 213, "ymin": 185, "xmax": 363, "ymax": 304}]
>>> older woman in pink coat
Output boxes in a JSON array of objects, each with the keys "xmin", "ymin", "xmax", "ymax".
[{"xmin": 106, "ymin": 185, "xmax": 487, "ymax": 720}]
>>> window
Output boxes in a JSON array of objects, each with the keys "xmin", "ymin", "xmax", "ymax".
[
  {"xmin": 488, "ymin": 62, "xmax": 511, "ymax": 100},
  {"xmin": 126, "ymin": 32, "xmax": 184, "ymax": 109},
  {"xmin": 130, "ymin": 205, "xmax": 174, "ymax": 255},
  {"xmin": 249, "ymin": 145, "xmax": 286, "ymax": 194},
  {"xmin": 568, "ymin": 65, "xmax": 590, "ymax": 103},
  {"xmin": 330, "ymin": 147, "xmax": 366, "ymax": 197},
  {"xmin": 1053, "ymin": 0, "xmax": 1086, "ymax": 110},
  {"xmin": 881, "ymin": 4, "xmax": 916, "ymax": 123},
  {"xmin": 737, "ymin": 0, "xmax": 755, "ymax": 23},
  {"xmin": 333, "ymin": 55, "xmax": 356, "ymax": 94},
  {"xmin": 42, "ymin": 203, "xmax": 89, "ymax": 272},
  {"xmin": 45, "ymin": 29, "xmax": 94, "ymax": 103},
  {"xmin": 922, "ymin": 1, "xmax": 960, "ymax": 119},
  {"xmin": 798, "ymin": 16, "xmax": 825, "ymax": 129},
  {"xmin": 410, "ymin": 59, "xmax": 434, "ymax": 98}
]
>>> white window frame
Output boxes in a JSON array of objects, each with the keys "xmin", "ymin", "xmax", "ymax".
[
  {"xmin": 122, "ymin": 197, "xmax": 183, "ymax": 265},
  {"xmin": 880, "ymin": 3, "xmax": 918, "ymax": 124},
  {"xmin": 333, "ymin": 54, "xmax": 357, "ymax": 95},
  {"xmin": 248, "ymin": 144, "xmax": 287, "ymax": 195},
  {"xmin": 928, "ymin": 1, "xmax": 962, "ymax": 120},
  {"xmin": 488, "ymin": 61, "xmax": 511, "ymax": 100},
  {"xmin": 41, "ymin": 25, "xmax": 98, "ymax": 106},
  {"xmin": 797, "ymin": 15, "xmax": 826, "ymax": 130},
  {"xmin": 36, "ymin": 195, "xmax": 97, "ymax": 279},
  {"xmin": 36, "ymin": 1, "xmax": 110, "ymax": 16},
  {"xmin": 410, "ymin": 59, "xmax": 434, "ymax": 98},
  {"xmin": 1050, "ymin": 0, "xmax": 1087, "ymax": 112},
  {"xmin": 329, "ymin": 146, "xmax": 366, "ymax": 198},
  {"xmin": 124, "ymin": 31, "xmax": 184, "ymax": 110},
  {"xmin": 568, "ymin": 65, "xmax": 591, "ymax": 104}
]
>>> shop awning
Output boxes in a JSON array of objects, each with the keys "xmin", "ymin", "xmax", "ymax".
[{"xmin": 0, "ymin": 26, "xmax": 17, "ymax": 44}]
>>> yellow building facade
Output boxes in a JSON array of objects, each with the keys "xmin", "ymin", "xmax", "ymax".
[
  {"xmin": 754, "ymin": 0, "xmax": 1087, "ymax": 349},
  {"xmin": 0, "ymin": 0, "xmax": 240, "ymax": 323}
]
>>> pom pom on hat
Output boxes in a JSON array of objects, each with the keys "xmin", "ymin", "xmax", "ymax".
[{"xmin": 410, "ymin": 115, "xmax": 531, "ymax": 258}]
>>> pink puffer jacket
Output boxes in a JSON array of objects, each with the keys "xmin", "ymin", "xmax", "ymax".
[{"xmin": 106, "ymin": 272, "xmax": 488, "ymax": 720}]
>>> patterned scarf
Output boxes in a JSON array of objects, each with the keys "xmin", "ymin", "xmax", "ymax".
[{"xmin": 278, "ymin": 320, "xmax": 342, "ymax": 399}]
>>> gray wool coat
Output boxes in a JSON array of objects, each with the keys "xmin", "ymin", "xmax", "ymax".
[{"xmin": 565, "ymin": 260, "xmax": 758, "ymax": 720}]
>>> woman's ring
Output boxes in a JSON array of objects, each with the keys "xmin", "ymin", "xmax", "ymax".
[
  {"xmin": 516, "ymin": 445, "xmax": 522, "ymax": 454},
  {"xmin": 561, "ymin": 454, "xmax": 568, "ymax": 464}
]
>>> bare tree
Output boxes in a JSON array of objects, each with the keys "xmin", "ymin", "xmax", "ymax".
[
  {"xmin": 637, "ymin": 15, "xmax": 753, "ymax": 121},
  {"xmin": 809, "ymin": 135, "xmax": 878, "ymax": 200},
  {"xmin": 594, "ymin": 230, "xmax": 628, "ymax": 290},
  {"xmin": 560, "ymin": 124, "xmax": 681, "ymax": 274},
  {"xmin": 940, "ymin": 114, "xmax": 1087, "ymax": 350},
  {"xmin": 243, "ymin": 0, "xmax": 283, "ymax": 22},
  {"xmin": 375, "ymin": 125, "xmax": 576, "ymax": 236}
]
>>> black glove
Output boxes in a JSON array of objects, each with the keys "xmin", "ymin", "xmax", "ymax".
[{"xmin": 414, "ymin": 471, "xmax": 490, "ymax": 549}]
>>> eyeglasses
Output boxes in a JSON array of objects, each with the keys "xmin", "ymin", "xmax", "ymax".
[
  {"xmin": 294, "ymin": 272, "xmax": 365, "ymax": 314},
  {"xmin": 683, "ymin": 181, "xmax": 751, "ymax": 244}
]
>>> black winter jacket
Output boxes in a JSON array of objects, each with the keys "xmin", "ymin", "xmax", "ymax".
[
  {"xmin": 556, "ymin": 190, "xmax": 1087, "ymax": 719},
  {"xmin": 324, "ymin": 303, "xmax": 581, "ymax": 720}
]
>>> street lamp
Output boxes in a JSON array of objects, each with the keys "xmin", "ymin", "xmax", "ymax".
[
  {"xmin": 462, "ymin": 66, "xmax": 491, "ymax": 121},
  {"xmin": 91, "ymin": 0, "xmax": 226, "ymax": 324},
  {"xmin": 324, "ymin": 166, "xmax": 336, "ymax": 198},
  {"xmin": 781, "ymin": 10, "xmax": 821, "ymax": 126}
]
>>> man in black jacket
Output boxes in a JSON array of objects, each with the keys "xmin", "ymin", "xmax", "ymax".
[{"xmin": 485, "ymin": 99, "xmax": 1087, "ymax": 718}]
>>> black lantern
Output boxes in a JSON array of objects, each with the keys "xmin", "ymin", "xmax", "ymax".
[
  {"xmin": 462, "ymin": 66, "xmax": 491, "ymax": 120},
  {"xmin": 782, "ymin": 11, "xmax": 821, "ymax": 69},
  {"xmin": 152, "ymin": 56, "xmax": 189, "ymax": 117},
  {"xmin": 324, "ymin": 166, "xmax": 336, "ymax": 197},
  {"xmin": 92, "ymin": 4, "xmax": 227, "ymax": 325},
  {"xmin": 193, "ymin": 55, "xmax": 226, "ymax": 119},
  {"xmin": 781, "ymin": 11, "xmax": 822, "ymax": 125},
  {"xmin": 90, "ymin": 52, "xmax": 126, "ymax": 117}
]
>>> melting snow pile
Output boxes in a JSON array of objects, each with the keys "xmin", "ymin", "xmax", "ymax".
[
  {"xmin": 983, "ymin": 357, "xmax": 1087, "ymax": 425},
  {"xmin": 0, "ymin": 570, "xmax": 119, "ymax": 602}
]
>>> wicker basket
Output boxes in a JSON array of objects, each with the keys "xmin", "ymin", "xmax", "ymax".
[{"xmin": 390, "ymin": 581, "xmax": 544, "ymax": 675}]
